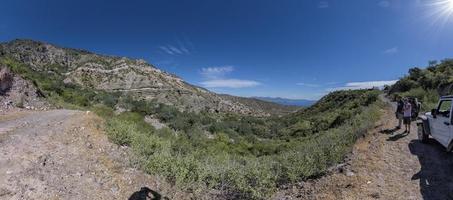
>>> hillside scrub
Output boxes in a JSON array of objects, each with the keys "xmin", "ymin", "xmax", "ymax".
[
  {"xmin": 388, "ymin": 59, "xmax": 453, "ymax": 111},
  {"xmin": 1, "ymin": 56, "xmax": 383, "ymax": 199},
  {"xmin": 100, "ymin": 90, "xmax": 382, "ymax": 199}
]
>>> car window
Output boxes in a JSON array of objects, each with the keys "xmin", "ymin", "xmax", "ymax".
[{"xmin": 438, "ymin": 100, "xmax": 452, "ymax": 117}]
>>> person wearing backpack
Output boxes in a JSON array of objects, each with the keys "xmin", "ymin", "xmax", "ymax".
[{"xmin": 403, "ymin": 98, "xmax": 412, "ymax": 133}]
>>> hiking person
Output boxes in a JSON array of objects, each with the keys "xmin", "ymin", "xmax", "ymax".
[
  {"xmin": 395, "ymin": 96, "xmax": 404, "ymax": 129},
  {"xmin": 403, "ymin": 98, "xmax": 412, "ymax": 133}
]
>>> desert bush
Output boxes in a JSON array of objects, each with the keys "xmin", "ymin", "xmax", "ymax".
[
  {"xmin": 91, "ymin": 104, "xmax": 114, "ymax": 118},
  {"xmin": 105, "ymin": 117, "xmax": 135, "ymax": 145}
]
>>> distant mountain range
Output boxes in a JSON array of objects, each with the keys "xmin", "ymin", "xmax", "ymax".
[{"xmin": 253, "ymin": 97, "xmax": 317, "ymax": 107}]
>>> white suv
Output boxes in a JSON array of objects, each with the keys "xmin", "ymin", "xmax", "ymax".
[{"xmin": 417, "ymin": 95, "xmax": 453, "ymax": 151}]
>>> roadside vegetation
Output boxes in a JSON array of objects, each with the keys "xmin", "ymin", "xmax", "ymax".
[
  {"xmin": 388, "ymin": 59, "xmax": 453, "ymax": 111},
  {"xmin": 1, "ymin": 56, "xmax": 383, "ymax": 199}
]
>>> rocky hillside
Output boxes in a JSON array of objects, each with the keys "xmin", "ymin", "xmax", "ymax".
[
  {"xmin": 0, "ymin": 39, "xmax": 294, "ymax": 116},
  {"xmin": 0, "ymin": 66, "xmax": 49, "ymax": 110}
]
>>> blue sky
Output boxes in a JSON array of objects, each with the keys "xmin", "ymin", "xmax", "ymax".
[{"xmin": 1, "ymin": 0, "xmax": 453, "ymax": 100}]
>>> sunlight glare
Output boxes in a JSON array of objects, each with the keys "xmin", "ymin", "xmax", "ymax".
[
  {"xmin": 433, "ymin": 0, "xmax": 453, "ymax": 17},
  {"xmin": 424, "ymin": 0, "xmax": 453, "ymax": 28},
  {"xmin": 446, "ymin": 0, "xmax": 453, "ymax": 12}
]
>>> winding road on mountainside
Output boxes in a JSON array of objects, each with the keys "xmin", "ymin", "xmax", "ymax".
[
  {"xmin": 1, "ymin": 96, "xmax": 453, "ymax": 200},
  {"xmin": 274, "ymin": 95, "xmax": 453, "ymax": 200}
]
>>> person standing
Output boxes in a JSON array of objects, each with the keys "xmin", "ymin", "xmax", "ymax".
[
  {"xmin": 403, "ymin": 98, "xmax": 412, "ymax": 133},
  {"xmin": 395, "ymin": 96, "xmax": 404, "ymax": 129}
]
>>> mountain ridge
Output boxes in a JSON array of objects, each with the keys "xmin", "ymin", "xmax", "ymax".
[{"xmin": 0, "ymin": 39, "xmax": 297, "ymax": 116}]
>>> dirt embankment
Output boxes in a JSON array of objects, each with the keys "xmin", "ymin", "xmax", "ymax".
[{"xmin": 274, "ymin": 98, "xmax": 453, "ymax": 200}]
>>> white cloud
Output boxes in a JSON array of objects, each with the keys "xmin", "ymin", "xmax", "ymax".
[
  {"xmin": 296, "ymin": 82, "xmax": 320, "ymax": 87},
  {"xmin": 200, "ymin": 66, "xmax": 234, "ymax": 79},
  {"xmin": 318, "ymin": 1, "xmax": 329, "ymax": 8},
  {"xmin": 328, "ymin": 80, "xmax": 398, "ymax": 91},
  {"xmin": 201, "ymin": 79, "xmax": 261, "ymax": 88},
  {"xmin": 345, "ymin": 80, "xmax": 397, "ymax": 88},
  {"xmin": 378, "ymin": 0, "xmax": 390, "ymax": 8},
  {"xmin": 159, "ymin": 44, "xmax": 191, "ymax": 55},
  {"xmin": 199, "ymin": 66, "xmax": 260, "ymax": 88},
  {"xmin": 168, "ymin": 45, "xmax": 182, "ymax": 54},
  {"xmin": 383, "ymin": 46, "xmax": 398, "ymax": 54},
  {"xmin": 176, "ymin": 39, "xmax": 190, "ymax": 54},
  {"xmin": 159, "ymin": 46, "xmax": 174, "ymax": 55},
  {"xmin": 180, "ymin": 46, "xmax": 189, "ymax": 54}
]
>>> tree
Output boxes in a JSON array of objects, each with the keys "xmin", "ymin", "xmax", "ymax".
[{"xmin": 428, "ymin": 60, "xmax": 438, "ymax": 67}]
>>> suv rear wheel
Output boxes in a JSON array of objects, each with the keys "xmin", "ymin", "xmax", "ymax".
[
  {"xmin": 447, "ymin": 142, "xmax": 453, "ymax": 152},
  {"xmin": 417, "ymin": 123, "xmax": 429, "ymax": 143}
]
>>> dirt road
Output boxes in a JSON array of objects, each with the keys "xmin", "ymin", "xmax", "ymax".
[
  {"xmin": 275, "ymin": 97, "xmax": 453, "ymax": 200},
  {"xmin": 0, "ymin": 110, "xmax": 179, "ymax": 200}
]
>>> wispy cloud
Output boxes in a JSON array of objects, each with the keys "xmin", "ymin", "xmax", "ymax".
[
  {"xmin": 318, "ymin": 1, "xmax": 329, "ymax": 8},
  {"xmin": 200, "ymin": 66, "xmax": 234, "ymax": 79},
  {"xmin": 378, "ymin": 0, "xmax": 390, "ymax": 8},
  {"xmin": 159, "ymin": 46, "xmax": 174, "ymax": 55},
  {"xmin": 296, "ymin": 82, "xmax": 320, "ymax": 87},
  {"xmin": 201, "ymin": 79, "xmax": 261, "ymax": 88},
  {"xmin": 199, "ymin": 66, "xmax": 260, "ymax": 88},
  {"xmin": 160, "ymin": 45, "xmax": 190, "ymax": 55},
  {"xmin": 168, "ymin": 45, "xmax": 183, "ymax": 54},
  {"xmin": 328, "ymin": 80, "xmax": 398, "ymax": 91},
  {"xmin": 159, "ymin": 37, "xmax": 193, "ymax": 56},
  {"xmin": 176, "ymin": 39, "xmax": 190, "ymax": 54},
  {"xmin": 383, "ymin": 46, "xmax": 398, "ymax": 54}
]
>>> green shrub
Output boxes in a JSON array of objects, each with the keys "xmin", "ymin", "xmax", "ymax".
[
  {"xmin": 91, "ymin": 104, "xmax": 114, "ymax": 118},
  {"xmin": 105, "ymin": 118, "xmax": 135, "ymax": 145}
]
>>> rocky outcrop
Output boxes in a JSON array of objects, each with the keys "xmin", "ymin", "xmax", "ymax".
[
  {"xmin": 0, "ymin": 67, "xmax": 13, "ymax": 95},
  {"xmin": 0, "ymin": 66, "xmax": 49, "ymax": 110},
  {"xmin": 0, "ymin": 39, "xmax": 295, "ymax": 115}
]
